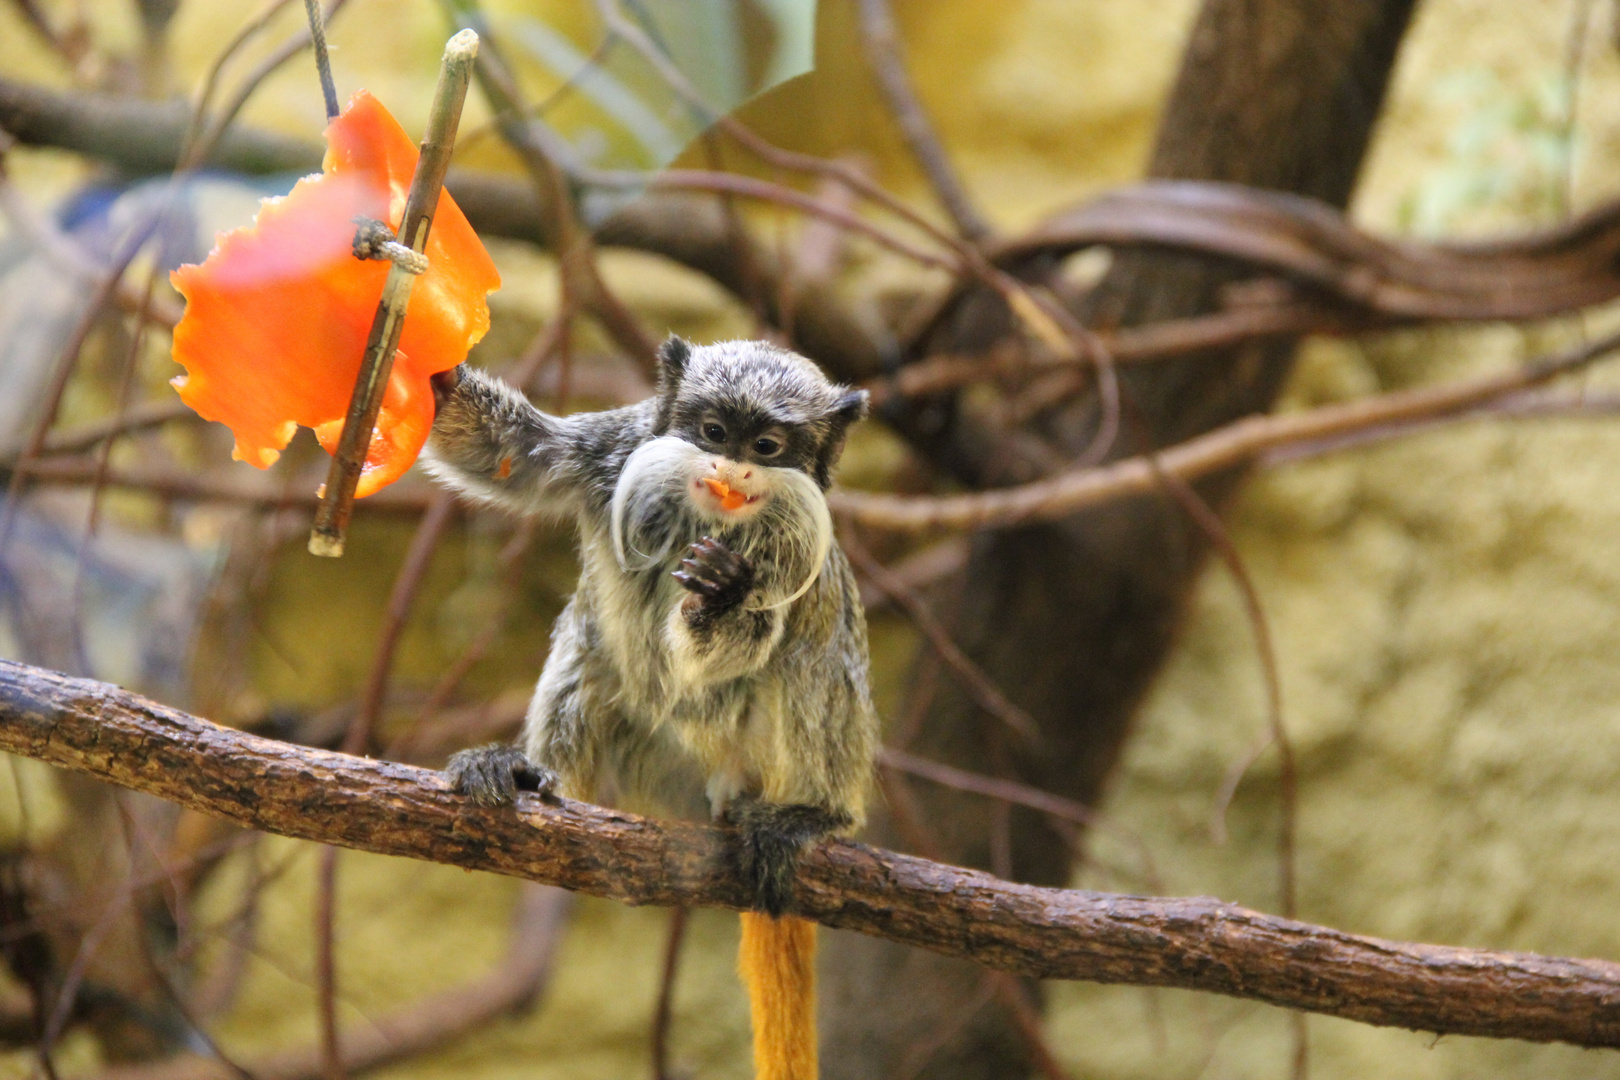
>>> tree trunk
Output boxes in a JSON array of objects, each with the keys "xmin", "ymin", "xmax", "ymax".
[{"xmin": 821, "ymin": 2, "xmax": 1419, "ymax": 1076}]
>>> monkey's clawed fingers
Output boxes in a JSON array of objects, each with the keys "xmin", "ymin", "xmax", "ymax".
[
  {"xmin": 445, "ymin": 744, "xmax": 557, "ymax": 807},
  {"xmin": 672, "ymin": 536, "xmax": 754, "ymax": 607}
]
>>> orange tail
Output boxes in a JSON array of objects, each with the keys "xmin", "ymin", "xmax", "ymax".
[{"xmin": 738, "ymin": 912, "xmax": 818, "ymax": 1080}]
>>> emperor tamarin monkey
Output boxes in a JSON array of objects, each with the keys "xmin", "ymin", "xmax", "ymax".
[{"xmin": 424, "ymin": 336, "xmax": 877, "ymax": 1080}]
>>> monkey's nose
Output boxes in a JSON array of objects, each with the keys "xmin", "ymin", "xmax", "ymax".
[{"xmin": 708, "ymin": 458, "xmax": 751, "ymax": 486}]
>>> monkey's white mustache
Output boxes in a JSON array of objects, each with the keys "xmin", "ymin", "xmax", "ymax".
[{"xmin": 611, "ymin": 436, "xmax": 831, "ymax": 609}]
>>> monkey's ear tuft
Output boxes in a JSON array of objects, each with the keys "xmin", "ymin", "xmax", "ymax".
[
  {"xmin": 652, "ymin": 336, "xmax": 691, "ymax": 435},
  {"xmin": 658, "ymin": 335, "xmax": 691, "ymax": 387},
  {"xmin": 831, "ymin": 388, "xmax": 869, "ymax": 426},
  {"xmin": 812, "ymin": 388, "xmax": 870, "ymax": 488}
]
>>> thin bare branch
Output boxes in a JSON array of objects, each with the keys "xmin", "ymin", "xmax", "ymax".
[
  {"xmin": 995, "ymin": 181, "xmax": 1620, "ymax": 322},
  {"xmin": 830, "ymin": 326, "xmax": 1620, "ymax": 531},
  {"xmin": 843, "ymin": 529, "xmax": 1040, "ymax": 744},
  {"xmin": 0, "ymin": 218, "xmax": 158, "ymax": 560},
  {"xmin": 650, "ymin": 907, "xmax": 688, "ymax": 1080},
  {"xmin": 854, "ymin": 0, "xmax": 990, "ymax": 240},
  {"xmin": 865, "ymin": 303, "xmax": 1353, "ymax": 406},
  {"xmin": 455, "ymin": 14, "xmax": 660, "ymax": 374},
  {"xmin": 854, "ymin": 537, "xmax": 967, "ymax": 612},
  {"xmin": 102, "ymin": 883, "xmax": 572, "ymax": 1080},
  {"xmin": 180, "ymin": 0, "xmax": 301, "ymax": 160},
  {"xmin": 31, "ymin": 401, "xmax": 195, "ymax": 457},
  {"xmin": 878, "ymin": 747, "xmax": 1162, "ymax": 892},
  {"xmin": 1149, "ymin": 465, "xmax": 1304, "ymax": 1075},
  {"xmin": 8, "ymin": 458, "xmax": 439, "ymax": 518}
]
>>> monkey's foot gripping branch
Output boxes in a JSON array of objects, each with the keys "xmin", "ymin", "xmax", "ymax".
[{"xmin": 3, "ymin": 658, "xmax": 1620, "ymax": 1048}]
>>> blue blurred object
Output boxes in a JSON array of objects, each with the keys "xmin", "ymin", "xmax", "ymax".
[{"xmin": 0, "ymin": 172, "xmax": 290, "ymax": 702}]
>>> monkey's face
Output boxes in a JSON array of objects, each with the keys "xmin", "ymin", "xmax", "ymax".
[
  {"xmin": 655, "ymin": 341, "xmax": 869, "ymax": 491},
  {"xmin": 681, "ymin": 410, "xmax": 802, "ymax": 523}
]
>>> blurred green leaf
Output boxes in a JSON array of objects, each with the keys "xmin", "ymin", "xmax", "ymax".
[{"xmin": 456, "ymin": 0, "xmax": 816, "ymax": 221}]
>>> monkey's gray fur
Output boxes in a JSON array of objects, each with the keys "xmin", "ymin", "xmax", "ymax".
[{"xmin": 426, "ymin": 337, "xmax": 877, "ymax": 916}]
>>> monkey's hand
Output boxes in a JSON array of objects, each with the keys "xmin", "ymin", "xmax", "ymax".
[
  {"xmin": 672, "ymin": 537, "xmax": 755, "ymax": 628},
  {"xmin": 445, "ymin": 744, "xmax": 557, "ymax": 808},
  {"xmin": 728, "ymin": 800, "xmax": 852, "ymax": 917}
]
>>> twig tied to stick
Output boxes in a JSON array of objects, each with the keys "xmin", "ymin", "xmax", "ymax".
[{"xmin": 308, "ymin": 28, "xmax": 479, "ymax": 557}]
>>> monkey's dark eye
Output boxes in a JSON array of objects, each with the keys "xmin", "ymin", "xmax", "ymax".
[
  {"xmin": 702, "ymin": 422, "xmax": 727, "ymax": 443},
  {"xmin": 753, "ymin": 436, "xmax": 783, "ymax": 458}
]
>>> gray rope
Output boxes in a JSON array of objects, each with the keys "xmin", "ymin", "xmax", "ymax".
[{"xmin": 351, "ymin": 217, "xmax": 428, "ymax": 275}]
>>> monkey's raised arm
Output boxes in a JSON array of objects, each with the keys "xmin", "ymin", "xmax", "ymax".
[{"xmin": 423, "ymin": 366, "xmax": 648, "ymax": 519}]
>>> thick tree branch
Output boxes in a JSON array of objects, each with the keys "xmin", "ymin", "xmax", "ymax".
[
  {"xmin": 0, "ymin": 76, "xmax": 316, "ymax": 176},
  {"xmin": 996, "ymin": 180, "xmax": 1620, "ymax": 320},
  {"xmin": 2, "ymin": 660, "xmax": 1619, "ymax": 1049}
]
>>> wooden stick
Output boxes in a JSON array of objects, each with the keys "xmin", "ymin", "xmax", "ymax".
[{"xmin": 307, "ymin": 29, "xmax": 478, "ymax": 557}]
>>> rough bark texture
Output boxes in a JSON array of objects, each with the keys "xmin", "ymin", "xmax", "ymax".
[
  {"xmin": 821, "ymin": 3, "xmax": 1421, "ymax": 1076},
  {"xmin": 3, "ymin": 659, "xmax": 1620, "ymax": 1049}
]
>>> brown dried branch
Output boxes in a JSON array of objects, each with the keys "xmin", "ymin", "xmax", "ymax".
[
  {"xmin": 854, "ymin": 536, "xmax": 968, "ymax": 612},
  {"xmin": 459, "ymin": 21, "xmax": 660, "ymax": 374},
  {"xmin": 316, "ymin": 490, "xmax": 454, "ymax": 1080},
  {"xmin": 579, "ymin": 0, "xmax": 1086, "ymax": 369},
  {"xmin": 181, "ymin": 0, "xmax": 301, "ymax": 159},
  {"xmin": 843, "ymin": 529, "xmax": 1040, "ymax": 743},
  {"xmin": 10, "ymin": 72, "xmax": 1620, "ymax": 334},
  {"xmin": 995, "ymin": 181, "xmax": 1620, "ymax": 321},
  {"xmin": 1148, "ymin": 465, "xmax": 1305, "ymax": 1076},
  {"xmin": 865, "ymin": 302, "xmax": 1351, "ymax": 405},
  {"xmin": 11, "ymin": 458, "xmax": 438, "ymax": 514},
  {"xmin": 629, "ymin": 169, "xmax": 955, "ymax": 270},
  {"xmin": 650, "ymin": 907, "xmax": 688, "ymax": 1080},
  {"xmin": 0, "ymin": 218, "xmax": 158, "ymax": 558},
  {"xmin": 182, "ymin": 0, "xmax": 351, "ymax": 171},
  {"xmin": 29, "ymin": 401, "xmax": 196, "ymax": 457},
  {"xmin": 5, "ymin": 661, "xmax": 1620, "ymax": 1047},
  {"xmin": 1258, "ymin": 386, "xmax": 1620, "ymax": 466},
  {"xmin": 100, "ymin": 883, "xmax": 572, "ymax": 1080},
  {"xmin": 76, "ymin": 260, "xmax": 164, "ymax": 596},
  {"xmin": 854, "ymin": 0, "xmax": 990, "ymax": 240},
  {"xmin": 829, "ymin": 325, "xmax": 1620, "ymax": 531},
  {"xmin": 0, "ymin": 76, "xmax": 884, "ymax": 381},
  {"xmin": 23, "ymin": 75, "xmax": 1620, "ymax": 394}
]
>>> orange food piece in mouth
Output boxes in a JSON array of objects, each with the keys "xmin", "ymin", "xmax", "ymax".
[
  {"xmin": 701, "ymin": 477, "xmax": 750, "ymax": 511},
  {"xmin": 168, "ymin": 90, "xmax": 501, "ymax": 497}
]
